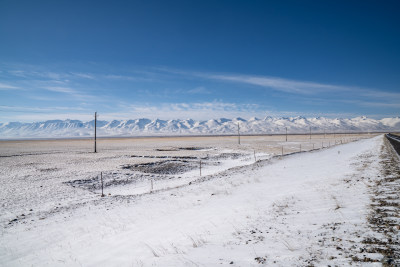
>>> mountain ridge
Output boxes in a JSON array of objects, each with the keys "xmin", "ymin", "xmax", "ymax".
[{"xmin": 0, "ymin": 116, "xmax": 399, "ymax": 139}]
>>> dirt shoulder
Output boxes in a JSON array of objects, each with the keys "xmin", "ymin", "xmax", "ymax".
[{"xmin": 360, "ymin": 137, "xmax": 400, "ymax": 265}]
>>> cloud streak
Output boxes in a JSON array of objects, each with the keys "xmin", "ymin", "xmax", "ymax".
[
  {"xmin": 156, "ymin": 67, "xmax": 400, "ymax": 109},
  {"xmin": 106, "ymin": 101, "xmax": 266, "ymax": 121},
  {"xmin": 155, "ymin": 67, "xmax": 349, "ymax": 94},
  {"xmin": 207, "ymin": 74, "xmax": 346, "ymax": 94},
  {"xmin": 1, "ymin": 63, "xmax": 399, "ymax": 123},
  {"xmin": 187, "ymin": 86, "xmax": 210, "ymax": 94},
  {"xmin": 70, "ymin": 72, "xmax": 95, "ymax": 79},
  {"xmin": 44, "ymin": 86, "xmax": 78, "ymax": 94},
  {"xmin": 0, "ymin": 83, "xmax": 19, "ymax": 90},
  {"xmin": 41, "ymin": 86, "xmax": 103, "ymax": 102}
]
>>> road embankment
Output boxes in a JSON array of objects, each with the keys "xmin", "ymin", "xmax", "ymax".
[{"xmin": 386, "ymin": 133, "xmax": 400, "ymax": 156}]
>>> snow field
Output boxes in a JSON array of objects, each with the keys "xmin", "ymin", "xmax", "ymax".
[{"xmin": 0, "ymin": 134, "xmax": 387, "ymax": 266}]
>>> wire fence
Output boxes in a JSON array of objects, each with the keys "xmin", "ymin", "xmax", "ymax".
[{"xmin": 95, "ymin": 136, "xmax": 365, "ymax": 197}]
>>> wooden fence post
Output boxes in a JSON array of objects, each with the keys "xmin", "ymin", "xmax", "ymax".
[{"xmin": 101, "ymin": 172, "xmax": 104, "ymax": 197}]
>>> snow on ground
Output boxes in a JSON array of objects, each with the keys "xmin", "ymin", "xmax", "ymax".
[
  {"xmin": 0, "ymin": 135, "xmax": 393, "ymax": 266},
  {"xmin": 98, "ymin": 149, "xmax": 272, "ymax": 196}
]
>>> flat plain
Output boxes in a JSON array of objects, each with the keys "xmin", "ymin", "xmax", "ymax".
[{"xmin": 2, "ymin": 133, "xmax": 399, "ymax": 266}]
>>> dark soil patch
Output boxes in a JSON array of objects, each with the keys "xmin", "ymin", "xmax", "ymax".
[
  {"xmin": 122, "ymin": 160, "xmax": 196, "ymax": 175},
  {"xmin": 39, "ymin": 167, "xmax": 59, "ymax": 172},
  {"xmin": 155, "ymin": 147, "xmax": 208, "ymax": 152},
  {"xmin": 178, "ymin": 147, "xmax": 206, "ymax": 151},
  {"xmin": 131, "ymin": 155, "xmax": 198, "ymax": 160},
  {"xmin": 155, "ymin": 148, "xmax": 179, "ymax": 152},
  {"xmin": 216, "ymin": 153, "xmax": 242, "ymax": 160},
  {"xmin": 64, "ymin": 172, "xmax": 148, "ymax": 191}
]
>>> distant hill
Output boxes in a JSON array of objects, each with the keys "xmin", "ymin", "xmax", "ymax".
[{"xmin": 1, "ymin": 116, "xmax": 399, "ymax": 139}]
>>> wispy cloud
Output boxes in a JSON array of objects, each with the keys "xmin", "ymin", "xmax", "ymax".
[
  {"xmin": 7, "ymin": 70, "xmax": 29, "ymax": 78},
  {"xmin": 104, "ymin": 74, "xmax": 137, "ymax": 81},
  {"xmin": 352, "ymin": 101, "xmax": 400, "ymax": 108},
  {"xmin": 154, "ymin": 67, "xmax": 359, "ymax": 94},
  {"xmin": 72, "ymin": 102, "xmax": 370, "ymax": 121},
  {"xmin": 156, "ymin": 67, "xmax": 400, "ymax": 110},
  {"xmin": 360, "ymin": 90, "xmax": 400, "ymax": 100},
  {"xmin": 0, "ymin": 112, "xmax": 94, "ymax": 122},
  {"xmin": 0, "ymin": 105, "xmax": 93, "ymax": 122},
  {"xmin": 41, "ymin": 86, "xmax": 102, "ymax": 102},
  {"xmin": 187, "ymin": 86, "xmax": 210, "ymax": 94},
  {"xmin": 39, "ymin": 72, "xmax": 64, "ymax": 80},
  {"xmin": 206, "ymin": 74, "xmax": 347, "ymax": 94},
  {"xmin": 7, "ymin": 69, "xmax": 68, "ymax": 81},
  {"xmin": 0, "ymin": 83, "xmax": 19, "ymax": 90},
  {"xmin": 0, "ymin": 105, "xmax": 88, "ymax": 112},
  {"xmin": 71, "ymin": 72, "xmax": 95, "ymax": 79},
  {"xmin": 108, "ymin": 101, "xmax": 265, "ymax": 120},
  {"xmin": 44, "ymin": 86, "xmax": 78, "ymax": 94},
  {"xmin": 206, "ymin": 74, "xmax": 400, "ymax": 109},
  {"xmin": 2, "ymin": 63, "xmax": 398, "ymax": 122}
]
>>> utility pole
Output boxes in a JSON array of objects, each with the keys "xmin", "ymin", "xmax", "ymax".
[
  {"xmin": 94, "ymin": 112, "xmax": 97, "ymax": 153},
  {"xmin": 285, "ymin": 127, "xmax": 288, "ymax": 142},
  {"xmin": 309, "ymin": 127, "xmax": 311, "ymax": 140},
  {"xmin": 237, "ymin": 123, "xmax": 241, "ymax": 145}
]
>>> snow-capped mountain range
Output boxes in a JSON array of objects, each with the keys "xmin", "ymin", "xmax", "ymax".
[{"xmin": 0, "ymin": 116, "xmax": 399, "ymax": 139}]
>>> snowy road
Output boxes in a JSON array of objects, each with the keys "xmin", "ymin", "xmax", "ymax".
[{"xmin": 0, "ymin": 135, "xmax": 397, "ymax": 266}]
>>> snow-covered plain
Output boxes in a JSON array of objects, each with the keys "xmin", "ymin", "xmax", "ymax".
[{"xmin": 0, "ymin": 134, "xmax": 398, "ymax": 266}]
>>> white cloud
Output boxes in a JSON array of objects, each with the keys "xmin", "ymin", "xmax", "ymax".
[
  {"xmin": 207, "ymin": 74, "xmax": 347, "ymax": 94},
  {"xmin": 0, "ymin": 113, "xmax": 94, "ymax": 123},
  {"xmin": 0, "ymin": 105, "xmax": 88, "ymax": 112},
  {"xmin": 105, "ymin": 74, "xmax": 137, "ymax": 80},
  {"xmin": 44, "ymin": 86, "xmax": 78, "ymax": 94},
  {"xmin": 41, "ymin": 72, "xmax": 63, "ymax": 80},
  {"xmin": 0, "ymin": 102, "xmax": 390, "ymax": 123},
  {"xmin": 156, "ymin": 67, "xmax": 400, "ymax": 110},
  {"xmin": 71, "ymin": 72, "xmax": 95, "ymax": 79},
  {"xmin": 0, "ymin": 83, "xmax": 19, "ymax": 90},
  {"xmin": 187, "ymin": 86, "xmax": 210, "ymax": 94},
  {"xmin": 0, "ymin": 105, "xmax": 92, "ymax": 122},
  {"xmin": 104, "ymin": 101, "xmax": 266, "ymax": 120},
  {"xmin": 360, "ymin": 90, "xmax": 400, "ymax": 100},
  {"xmin": 42, "ymin": 86, "xmax": 101, "ymax": 101},
  {"xmin": 354, "ymin": 101, "xmax": 400, "ymax": 108},
  {"xmin": 8, "ymin": 70, "xmax": 28, "ymax": 78},
  {"xmin": 154, "ymin": 67, "xmax": 349, "ymax": 94}
]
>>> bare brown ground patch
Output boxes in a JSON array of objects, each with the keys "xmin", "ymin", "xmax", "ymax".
[{"xmin": 360, "ymin": 138, "xmax": 400, "ymax": 266}]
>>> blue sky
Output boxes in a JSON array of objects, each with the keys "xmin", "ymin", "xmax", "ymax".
[{"xmin": 0, "ymin": 0, "xmax": 399, "ymax": 122}]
